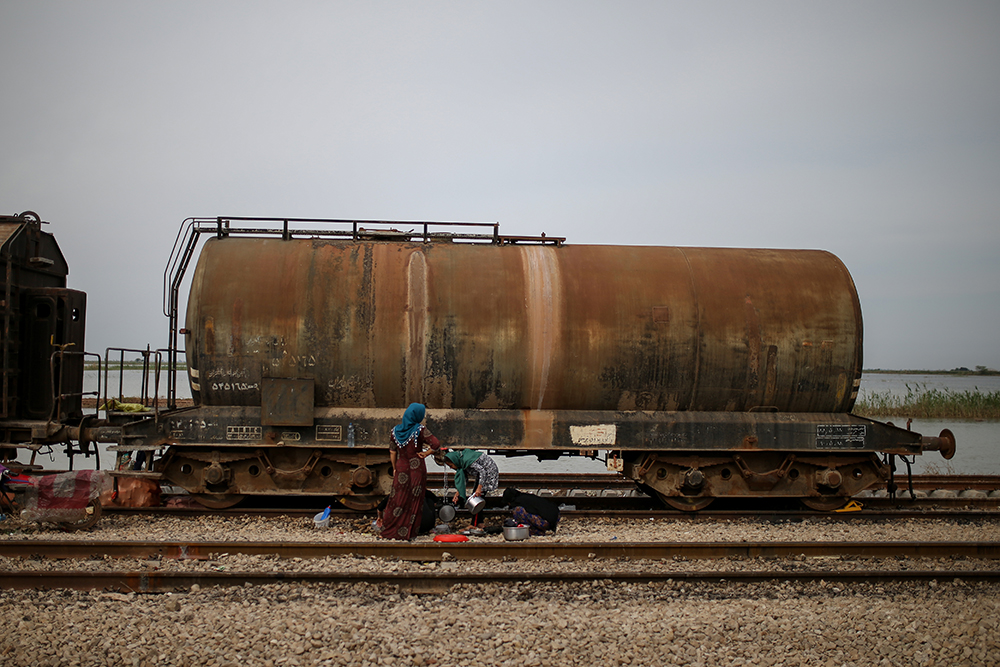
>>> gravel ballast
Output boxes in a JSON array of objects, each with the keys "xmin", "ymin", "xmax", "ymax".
[
  {"xmin": 1, "ymin": 514, "xmax": 998, "ymax": 666},
  {"xmin": 1, "ymin": 579, "xmax": 997, "ymax": 667},
  {"xmin": 2, "ymin": 513, "xmax": 999, "ymax": 544}
]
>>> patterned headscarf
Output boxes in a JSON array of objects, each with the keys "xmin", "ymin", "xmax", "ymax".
[{"xmin": 392, "ymin": 403, "xmax": 426, "ymax": 445}]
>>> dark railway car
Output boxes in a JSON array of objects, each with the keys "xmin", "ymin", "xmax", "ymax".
[
  {"xmin": 0, "ymin": 215, "xmax": 955, "ymax": 511},
  {"xmin": 0, "ymin": 212, "xmax": 91, "ymax": 467}
]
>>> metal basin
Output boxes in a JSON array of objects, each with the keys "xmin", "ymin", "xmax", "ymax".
[{"xmin": 503, "ymin": 525, "xmax": 529, "ymax": 541}]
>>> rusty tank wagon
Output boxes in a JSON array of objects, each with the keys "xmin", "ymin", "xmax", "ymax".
[{"xmin": 0, "ymin": 215, "xmax": 956, "ymax": 511}]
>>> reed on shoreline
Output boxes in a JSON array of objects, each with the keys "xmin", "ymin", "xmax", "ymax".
[{"xmin": 853, "ymin": 384, "xmax": 1000, "ymax": 419}]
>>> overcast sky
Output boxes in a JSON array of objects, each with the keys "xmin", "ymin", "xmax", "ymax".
[{"xmin": 2, "ymin": 2, "xmax": 997, "ymax": 371}]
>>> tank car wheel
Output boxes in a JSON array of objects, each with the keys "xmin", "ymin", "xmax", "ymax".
[
  {"xmin": 801, "ymin": 496, "xmax": 849, "ymax": 512},
  {"xmin": 661, "ymin": 495, "xmax": 714, "ymax": 512},
  {"xmin": 59, "ymin": 499, "xmax": 102, "ymax": 531},
  {"xmin": 337, "ymin": 495, "xmax": 384, "ymax": 511},
  {"xmin": 192, "ymin": 493, "xmax": 245, "ymax": 509}
]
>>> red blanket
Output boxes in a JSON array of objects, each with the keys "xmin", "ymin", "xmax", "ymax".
[{"xmin": 22, "ymin": 470, "xmax": 110, "ymax": 523}]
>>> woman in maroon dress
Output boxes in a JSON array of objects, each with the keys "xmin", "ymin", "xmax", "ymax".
[{"xmin": 379, "ymin": 403, "xmax": 441, "ymax": 540}]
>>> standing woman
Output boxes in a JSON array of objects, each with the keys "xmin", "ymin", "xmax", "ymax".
[{"xmin": 379, "ymin": 403, "xmax": 441, "ymax": 541}]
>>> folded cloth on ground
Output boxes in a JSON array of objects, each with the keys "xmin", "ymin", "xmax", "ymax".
[{"xmin": 21, "ymin": 470, "xmax": 112, "ymax": 523}]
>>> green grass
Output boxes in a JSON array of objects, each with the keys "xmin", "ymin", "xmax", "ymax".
[{"xmin": 854, "ymin": 384, "xmax": 1000, "ymax": 419}]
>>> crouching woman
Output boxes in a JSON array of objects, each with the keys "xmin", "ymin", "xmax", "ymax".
[{"xmin": 502, "ymin": 487, "xmax": 560, "ymax": 535}]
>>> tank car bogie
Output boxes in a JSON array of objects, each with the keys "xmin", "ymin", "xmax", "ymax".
[
  {"xmin": 155, "ymin": 445, "xmax": 393, "ymax": 500},
  {"xmin": 626, "ymin": 451, "xmax": 889, "ymax": 508}
]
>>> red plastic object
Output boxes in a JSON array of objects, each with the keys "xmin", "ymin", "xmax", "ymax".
[{"xmin": 433, "ymin": 534, "xmax": 469, "ymax": 543}]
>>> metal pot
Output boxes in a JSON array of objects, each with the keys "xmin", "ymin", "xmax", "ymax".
[
  {"xmin": 438, "ymin": 503, "xmax": 456, "ymax": 523},
  {"xmin": 465, "ymin": 495, "xmax": 485, "ymax": 515},
  {"xmin": 503, "ymin": 525, "xmax": 530, "ymax": 541}
]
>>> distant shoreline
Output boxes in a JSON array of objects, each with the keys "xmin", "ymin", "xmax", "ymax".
[
  {"xmin": 863, "ymin": 369, "xmax": 999, "ymax": 376},
  {"xmin": 84, "ymin": 362, "xmax": 187, "ymax": 371}
]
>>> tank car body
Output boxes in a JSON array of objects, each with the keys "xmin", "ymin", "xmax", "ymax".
[
  {"xmin": 111, "ymin": 217, "xmax": 953, "ymax": 511},
  {"xmin": 187, "ymin": 237, "xmax": 861, "ymax": 414}
]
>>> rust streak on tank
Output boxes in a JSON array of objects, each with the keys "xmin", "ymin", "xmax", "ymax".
[
  {"xmin": 405, "ymin": 250, "xmax": 428, "ymax": 405},
  {"xmin": 520, "ymin": 246, "xmax": 562, "ymax": 410}
]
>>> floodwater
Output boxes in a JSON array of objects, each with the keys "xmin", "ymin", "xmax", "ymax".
[
  {"xmin": 857, "ymin": 372, "xmax": 999, "ymax": 475},
  {"xmin": 858, "ymin": 372, "xmax": 1000, "ymax": 398},
  {"xmin": 69, "ymin": 371, "xmax": 997, "ymax": 475},
  {"xmin": 84, "ymin": 369, "xmax": 191, "ymax": 401}
]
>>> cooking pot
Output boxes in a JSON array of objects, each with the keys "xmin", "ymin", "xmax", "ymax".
[
  {"xmin": 503, "ymin": 525, "xmax": 530, "ymax": 541},
  {"xmin": 465, "ymin": 495, "xmax": 485, "ymax": 515},
  {"xmin": 438, "ymin": 503, "xmax": 457, "ymax": 523}
]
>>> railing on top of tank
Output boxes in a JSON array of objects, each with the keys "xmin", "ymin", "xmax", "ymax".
[
  {"xmin": 196, "ymin": 216, "xmax": 564, "ymax": 245},
  {"xmin": 160, "ymin": 216, "xmax": 566, "ymax": 407}
]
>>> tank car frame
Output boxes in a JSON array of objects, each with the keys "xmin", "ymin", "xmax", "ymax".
[{"xmin": 139, "ymin": 403, "xmax": 951, "ymax": 511}]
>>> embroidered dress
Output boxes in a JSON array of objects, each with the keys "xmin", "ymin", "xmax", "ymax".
[{"xmin": 380, "ymin": 425, "xmax": 440, "ymax": 541}]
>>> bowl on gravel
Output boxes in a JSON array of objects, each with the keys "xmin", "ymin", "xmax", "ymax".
[{"xmin": 503, "ymin": 525, "xmax": 530, "ymax": 541}]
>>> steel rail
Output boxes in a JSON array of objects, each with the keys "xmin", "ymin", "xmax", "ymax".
[
  {"xmin": 1, "ymin": 540, "xmax": 998, "ymax": 561},
  {"xmin": 2, "ymin": 569, "xmax": 999, "ymax": 593},
  {"xmin": 493, "ymin": 473, "xmax": 1000, "ymax": 491},
  {"xmin": 27, "ymin": 472, "xmax": 1000, "ymax": 491},
  {"xmin": 105, "ymin": 503, "xmax": 1000, "ymax": 521}
]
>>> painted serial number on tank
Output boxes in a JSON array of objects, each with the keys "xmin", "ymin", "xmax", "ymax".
[{"xmin": 816, "ymin": 424, "xmax": 867, "ymax": 449}]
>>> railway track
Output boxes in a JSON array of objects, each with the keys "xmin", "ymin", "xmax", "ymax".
[
  {"xmin": 491, "ymin": 473, "xmax": 1000, "ymax": 492},
  {"xmin": 4, "ymin": 538, "xmax": 999, "ymax": 593},
  {"xmin": 20, "ymin": 471, "xmax": 998, "ymax": 519},
  {"xmin": 107, "ymin": 504, "xmax": 1000, "ymax": 523},
  {"xmin": 33, "ymin": 472, "xmax": 1000, "ymax": 492},
  {"xmin": 106, "ymin": 472, "xmax": 997, "ymax": 517},
  {"xmin": 4, "ymin": 568, "xmax": 999, "ymax": 594},
  {"xmin": 2, "ymin": 539, "xmax": 998, "ymax": 561},
  {"xmin": 5, "ymin": 509, "xmax": 998, "ymax": 590}
]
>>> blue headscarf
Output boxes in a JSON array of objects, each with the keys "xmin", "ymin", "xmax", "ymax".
[{"xmin": 393, "ymin": 403, "xmax": 426, "ymax": 445}]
